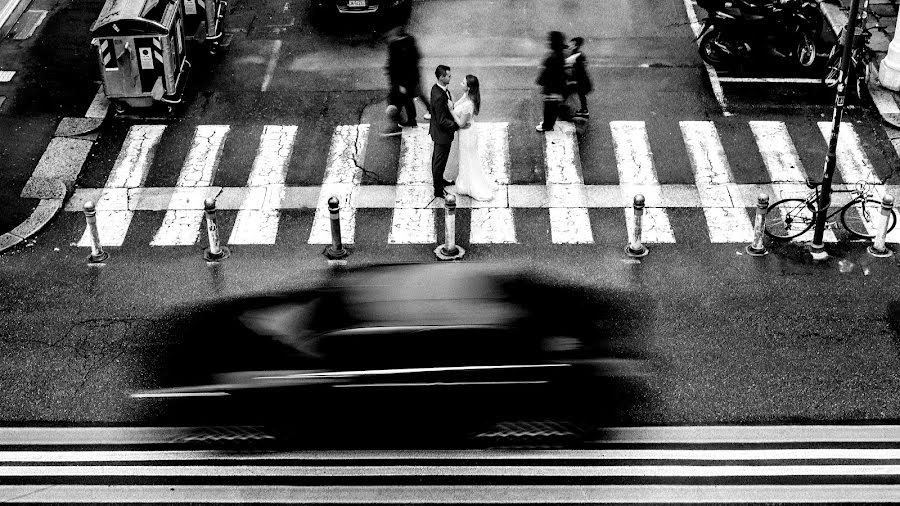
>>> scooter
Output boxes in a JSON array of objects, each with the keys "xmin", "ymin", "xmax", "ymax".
[{"xmin": 696, "ymin": 0, "xmax": 822, "ymax": 68}]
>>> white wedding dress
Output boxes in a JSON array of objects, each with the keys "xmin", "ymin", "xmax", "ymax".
[{"xmin": 453, "ymin": 97, "xmax": 497, "ymax": 201}]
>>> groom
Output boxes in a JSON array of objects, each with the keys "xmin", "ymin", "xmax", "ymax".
[{"xmin": 429, "ymin": 64, "xmax": 461, "ymax": 199}]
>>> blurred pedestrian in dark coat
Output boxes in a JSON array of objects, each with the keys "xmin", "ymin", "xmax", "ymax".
[
  {"xmin": 384, "ymin": 26, "xmax": 431, "ymax": 135},
  {"xmin": 566, "ymin": 37, "xmax": 592, "ymax": 117},
  {"xmin": 535, "ymin": 31, "xmax": 567, "ymax": 133}
]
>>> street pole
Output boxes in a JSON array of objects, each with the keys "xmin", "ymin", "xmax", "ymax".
[{"xmin": 810, "ymin": 0, "xmax": 862, "ymax": 260}]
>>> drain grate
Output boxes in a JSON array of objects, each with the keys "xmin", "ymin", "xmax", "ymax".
[{"xmin": 13, "ymin": 10, "xmax": 47, "ymax": 40}]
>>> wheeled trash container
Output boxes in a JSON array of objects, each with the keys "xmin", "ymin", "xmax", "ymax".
[
  {"xmin": 90, "ymin": 0, "xmax": 191, "ymax": 110},
  {"xmin": 182, "ymin": 0, "xmax": 227, "ymax": 52}
]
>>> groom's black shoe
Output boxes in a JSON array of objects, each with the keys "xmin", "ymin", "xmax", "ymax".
[{"xmin": 443, "ymin": 179, "xmax": 455, "ymax": 186}]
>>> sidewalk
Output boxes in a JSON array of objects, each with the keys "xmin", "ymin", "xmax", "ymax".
[
  {"xmin": 0, "ymin": 0, "xmax": 106, "ymax": 252},
  {"xmin": 821, "ymin": 0, "xmax": 900, "ymax": 153}
]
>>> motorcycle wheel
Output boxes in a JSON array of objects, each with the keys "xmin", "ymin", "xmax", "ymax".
[
  {"xmin": 822, "ymin": 47, "xmax": 841, "ymax": 88},
  {"xmin": 796, "ymin": 35, "xmax": 817, "ymax": 67},
  {"xmin": 698, "ymin": 27, "xmax": 735, "ymax": 67}
]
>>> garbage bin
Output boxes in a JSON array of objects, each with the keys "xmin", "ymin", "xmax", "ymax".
[
  {"xmin": 182, "ymin": 0, "xmax": 227, "ymax": 52},
  {"xmin": 90, "ymin": 0, "xmax": 192, "ymax": 110}
]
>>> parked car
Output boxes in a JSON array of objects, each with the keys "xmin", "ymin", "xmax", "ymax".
[
  {"xmin": 313, "ymin": 0, "xmax": 411, "ymax": 16},
  {"xmin": 133, "ymin": 262, "xmax": 647, "ymax": 443}
]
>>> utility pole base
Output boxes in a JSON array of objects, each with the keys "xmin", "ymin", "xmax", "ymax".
[
  {"xmin": 745, "ymin": 244, "xmax": 768, "ymax": 257},
  {"xmin": 204, "ymin": 247, "xmax": 230, "ymax": 262},
  {"xmin": 324, "ymin": 246, "xmax": 349, "ymax": 260},
  {"xmin": 434, "ymin": 244, "xmax": 465, "ymax": 261},
  {"xmin": 87, "ymin": 251, "xmax": 109, "ymax": 264},
  {"xmin": 867, "ymin": 245, "xmax": 894, "ymax": 258},
  {"xmin": 625, "ymin": 245, "xmax": 648, "ymax": 258},
  {"xmin": 809, "ymin": 244, "xmax": 829, "ymax": 261}
]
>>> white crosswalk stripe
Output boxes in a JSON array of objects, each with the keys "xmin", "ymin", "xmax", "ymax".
[
  {"xmin": 545, "ymin": 122, "xmax": 593, "ymax": 244},
  {"xmin": 229, "ymin": 125, "xmax": 297, "ymax": 245},
  {"xmin": 65, "ymin": 119, "xmax": 898, "ymax": 249},
  {"xmin": 390, "ymin": 126, "xmax": 436, "ymax": 244},
  {"xmin": 470, "ymin": 122, "xmax": 515, "ymax": 244},
  {"xmin": 150, "ymin": 125, "xmax": 230, "ymax": 246},
  {"xmin": 77, "ymin": 125, "xmax": 166, "ymax": 247},
  {"xmin": 681, "ymin": 121, "xmax": 756, "ymax": 243},
  {"xmin": 308, "ymin": 124, "xmax": 369, "ymax": 245},
  {"xmin": 751, "ymin": 121, "xmax": 838, "ymax": 243},
  {"xmin": 611, "ymin": 121, "xmax": 676, "ymax": 244}
]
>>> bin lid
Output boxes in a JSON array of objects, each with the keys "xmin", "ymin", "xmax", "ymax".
[{"xmin": 90, "ymin": 0, "xmax": 173, "ymax": 37}]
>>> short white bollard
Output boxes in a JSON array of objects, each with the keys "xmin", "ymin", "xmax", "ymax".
[
  {"xmin": 625, "ymin": 194, "xmax": 648, "ymax": 258},
  {"xmin": 434, "ymin": 194, "xmax": 466, "ymax": 260},
  {"xmin": 868, "ymin": 194, "xmax": 894, "ymax": 258},
  {"xmin": 324, "ymin": 196, "xmax": 348, "ymax": 259},
  {"xmin": 746, "ymin": 193, "xmax": 769, "ymax": 256},
  {"xmin": 203, "ymin": 198, "xmax": 229, "ymax": 261},
  {"xmin": 83, "ymin": 201, "xmax": 109, "ymax": 263}
]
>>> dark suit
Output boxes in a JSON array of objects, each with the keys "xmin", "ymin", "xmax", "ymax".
[{"xmin": 429, "ymin": 83, "xmax": 459, "ymax": 197}]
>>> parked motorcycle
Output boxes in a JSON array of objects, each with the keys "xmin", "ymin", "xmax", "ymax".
[{"xmin": 696, "ymin": 0, "xmax": 823, "ymax": 68}]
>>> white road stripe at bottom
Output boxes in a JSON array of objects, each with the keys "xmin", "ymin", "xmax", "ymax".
[
  {"xmin": 2, "ymin": 484, "xmax": 900, "ymax": 503},
  {"xmin": 7, "ymin": 464, "xmax": 900, "ymax": 477}
]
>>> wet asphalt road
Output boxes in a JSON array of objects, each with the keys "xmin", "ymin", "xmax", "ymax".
[{"xmin": 1, "ymin": 0, "xmax": 900, "ymax": 436}]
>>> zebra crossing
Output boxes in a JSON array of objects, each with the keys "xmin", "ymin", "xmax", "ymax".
[
  {"xmin": 65, "ymin": 118, "xmax": 900, "ymax": 248},
  {"xmin": 3, "ymin": 425, "xmax": 900, "ymax": 503}
]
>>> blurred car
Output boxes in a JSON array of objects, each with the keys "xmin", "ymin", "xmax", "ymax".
[
  {"xmin": 134, "ymin": 263, "xmax": 646, "ymax": 441},
  {"xmin": 313, "ymin": 0, "xmax": 410, "ymax": 16}
]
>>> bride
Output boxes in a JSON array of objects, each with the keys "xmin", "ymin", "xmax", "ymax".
[{"xmin": 451, "ymin": 75, "xmax": 497, "ymax": 201}]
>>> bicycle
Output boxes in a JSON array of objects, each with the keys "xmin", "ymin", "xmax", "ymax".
[
  {"xmin": 822, "ymin": 0, "xmax": 874, "ymax": 101},
  {"xmin": 764, "ymin": 180, "xmax": 897, "ymax": 240}
]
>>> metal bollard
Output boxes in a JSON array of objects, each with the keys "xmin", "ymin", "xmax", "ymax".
[
  {"xmin": 324, "ymin": 196, "xmax": 349, "ymax": 259},
  {"xmin": 83, "ymin": 201, "xmax": 109, "ymax": 263},
  {"xmin": 746, "ymin": 193, "xmax": 770, "ymax": 256},
  {"xmin": 868, "ymin": 194, "xmax": 895, "ymax": 258},
  {"xmin": 434, "ymin": 194, "xmax": 466, "ymax": 260},
  {"xmin": 625, "ymin": 194, "xmax": 649, "ymax": 258},
  {"xmin": 203, "ymin": 198, "xmax": 230, "ymax": 261}
]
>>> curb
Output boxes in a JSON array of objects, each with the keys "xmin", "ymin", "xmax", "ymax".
[
  {"xmin": 0, "ymin": 90, "xmax": 108, "ymax": 255},
  {"xmin": 821, "ymin": 0, "xmax": 900, "ymax": 129}
]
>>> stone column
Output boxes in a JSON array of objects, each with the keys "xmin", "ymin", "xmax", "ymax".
[{"xmin": 879, "ymin": 23, "xmax": 900, "ymax": 90}]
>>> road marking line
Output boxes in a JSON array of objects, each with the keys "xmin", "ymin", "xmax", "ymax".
[
  {"xmin": 718, "ymin": 77, "xmax": 823, "ymax": 84},
  {"xmin": 390, "ymin": 126, "xmax": 435, "ymax": 244},
  {"xmin": 77, "ymin": 125, "xmax": 165, "ymax": 247},
  {"xmin": 471, "ymin": 122, "xmax": 515, "ymax": 244},
  {"xmin": 150, "ymin": 125, "xmax": 229, "ymax": 246},
  {"xmin": 308, "ymin": 124, "xmax": 369, "ymax": 245},
  {"xmin": 681, "ymin": 121, "xmax": 754, "ymax": 242},
  {"xmin": 228, "ymin": 125, "xmax": 296, "ymax": 244},
  {"xmin": 817, "ymin": 122, "xmax": 900, "ymax": 240},
  {"xmin": 611, "ymin": 121, "xmax": 675, "ymax": 244},
  {"xmin": 751, "ymin": 121, "xmax": 837, "ymax": 242},
  {"xmin": 817, "ymin": 121, "xmax": 880, "ymax": 185},
  {"xmin": 7, "ymin": 464, "xmax": 900, "ymax": 477},
  {"xmin": 3, "ymin": 484, "xmax": 900, "ymax": 503},
  {"xmin": 260, "ymin": 39, "xmax": 282, "ymax": 92},
  {"xmin": 680, "ymin": 0, "xmax": 730, "ymax": 115},
  {"xmin": 545, "ymin": 122, "xmax": 593, "ymax": 244}
]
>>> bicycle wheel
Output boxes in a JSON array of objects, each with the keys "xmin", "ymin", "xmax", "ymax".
[
  {"xmin": 840, "ymin": 198, "xmax": 898, "ymax": 238},
  {"xmin": 822, "ymin": 44, "xmax": 841, "ymax": 88},
  {"xmin": 765, "ymin": 198, "xmax": 816, "ymax": 240}
]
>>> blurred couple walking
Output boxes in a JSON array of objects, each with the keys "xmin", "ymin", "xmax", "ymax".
[
  {"xmin": 383, "ymin": 27, "xmax": 497, "ymax": 202},
  {"xmin": 536, "ymin": 31, "xmax": 593, "ymax": 132}
]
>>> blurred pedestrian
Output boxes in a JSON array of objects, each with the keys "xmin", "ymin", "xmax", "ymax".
[
  {"xmin": 566, "ymin": 37, "xmax": 592, "ymax": 117},
  {"xmin": 383, "ymin": 26, "xmax": 431, "ymax": 136},
  {"xmin": 535, "ymin": 30, "xmax": 567, "ymax": 133}
]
